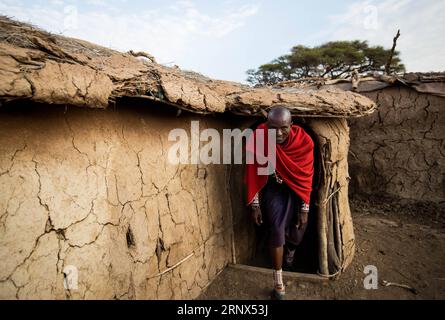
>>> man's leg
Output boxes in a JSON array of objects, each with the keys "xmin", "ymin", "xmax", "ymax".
[{"xmin": 270, "ymin": 246, "xmax": 283, "ymax": 270}]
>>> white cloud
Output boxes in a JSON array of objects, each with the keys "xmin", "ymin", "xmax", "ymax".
[
  {"xmin": 86, "ymin": 0, "xmax": 107, "ymax": 6},
  {"xmin": 0, "ymin": 0, "xmax": 259, "ymax": 66},
  {"xmin": 326, "ymin": 0, "xmax": 445, "ymax": 72},
  {"xmin": 49, "ymin": 0, "xmax": 64, "ymax": 5}
]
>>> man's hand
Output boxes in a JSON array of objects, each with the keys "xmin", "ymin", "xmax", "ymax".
[
  {"xmin": 250, "ymin": 206, "xmax": 263, "ymax": 226},
  {"xmin": 296, "ymin": 211, "xmax": 308, "ymax": 229}
]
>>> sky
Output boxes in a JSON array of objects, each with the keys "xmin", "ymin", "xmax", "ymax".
[{"xmin": 0, "ymin": 0, "xmax": 444, "ymax": 83}]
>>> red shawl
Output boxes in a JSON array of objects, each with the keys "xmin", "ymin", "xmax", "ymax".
[{"xmin": 245, "ymin": 123, "xmax": 314, "ymax": 204}]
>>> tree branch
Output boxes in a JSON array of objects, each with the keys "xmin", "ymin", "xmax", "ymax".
[{"xmin": 385, "ymin": 29, "xmax": 401, "ymax": 74}]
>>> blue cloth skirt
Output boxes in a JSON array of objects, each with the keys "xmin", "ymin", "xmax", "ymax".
[{"xmin": 260, "ymin": 177, "xmax": 308, "ymax": 247}]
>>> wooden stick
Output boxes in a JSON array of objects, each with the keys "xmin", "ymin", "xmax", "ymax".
[
  {"xmin": 322, "ymin": 186, "xmax": 341, "ymax": 205},
  {"xmin": 228, "ymin": 264, "xmax": 328, "ymax": 283},
  {"xmin": 333, "ymin": 191, "xmax": 343, "ymax": 265},
  {"xmin": 148, "ymin": 252, "xmax": 194, "ymax": 279},
  {"xmin": 327, "ymin": 186, "xmax": 341, "ymax": 272},
  {"xmin": 226, "ymin": 164, "xmax": 237, "ymax": 265},
  {"xmin": 317, "ymin": 138, "xmax": 329, "ymax": 276}
]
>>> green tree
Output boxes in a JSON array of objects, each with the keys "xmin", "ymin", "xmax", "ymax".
[{"xmin": 246, "ymin": 40, "xmax": 405, "ymax": 86}]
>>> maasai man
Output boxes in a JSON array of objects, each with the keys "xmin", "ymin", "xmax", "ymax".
[{"xmin": 245, "ymin": 106, "xmax": 314, "ymax": 300}]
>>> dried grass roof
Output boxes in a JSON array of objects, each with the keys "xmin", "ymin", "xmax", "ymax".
[
  {"xmin": 275, "ymin": 72, "xmax": 445, "ymax": 98},
  {"xmin": 0, "ymin": 16, "xmax": 376, "ymax": 118}
]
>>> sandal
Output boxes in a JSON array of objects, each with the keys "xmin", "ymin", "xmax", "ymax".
[{"xmin": 271, "ymin": 286, "xmax": 286, "ymax": 300}]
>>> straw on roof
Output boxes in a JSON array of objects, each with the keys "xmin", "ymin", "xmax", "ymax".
[{"xmin": 0, "ymin": 16, "xmax": 376, "ymax": 117}]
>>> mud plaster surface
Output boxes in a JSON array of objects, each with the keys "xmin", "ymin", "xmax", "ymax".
[
  {"xmin": 349, "ymin": 87, "xmax": 444, "ymax": 204},
  {"xmin": 0, "ymin": 103, "xmax": 238, "ymax": 299}
]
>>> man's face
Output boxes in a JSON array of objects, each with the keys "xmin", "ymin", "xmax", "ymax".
[{"xmin": 267, "ymin": 117, "xmax": 292, "ymax": 144}]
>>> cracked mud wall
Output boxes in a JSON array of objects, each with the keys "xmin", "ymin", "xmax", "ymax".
[
  {"xmin": 0, "ymin": 102, "xmax": 237, "ymax": 299},
  {"xmin": 348, "ymin": 86, "xmax": 445, "ymax": 204}
]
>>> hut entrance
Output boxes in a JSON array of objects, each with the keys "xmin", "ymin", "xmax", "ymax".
[{"xmin": 230, "ymin": 119, "xmax": 321, "ymax": 276}]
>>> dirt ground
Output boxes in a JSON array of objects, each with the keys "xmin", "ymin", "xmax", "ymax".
[{"xmin": 199, "ymin": 196, "xmax": 445, "ymax": 300}]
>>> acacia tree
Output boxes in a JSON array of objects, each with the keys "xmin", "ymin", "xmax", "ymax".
[{"xmin": 246, "ymin": 40, "xmax": 405, "ymax": 86}]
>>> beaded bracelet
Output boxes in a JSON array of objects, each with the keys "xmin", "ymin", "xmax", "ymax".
[
  {"xmin": 301, "ymin": 201, "xmax": 310, "ymax": 213},
  {"xmin": 251, "ymin": 193, "xmax": 260, "ymax": 209}
]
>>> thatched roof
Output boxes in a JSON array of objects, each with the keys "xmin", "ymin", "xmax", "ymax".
[
  {"xmin": 275, "ymin": 72, "xmax": 445, "ymax": 98},
  {"xmin": 0, "ymin": 16, "xmax": 376, "ymax": 118}
]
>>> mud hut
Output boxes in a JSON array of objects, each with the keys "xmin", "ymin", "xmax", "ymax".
[
  {"xmin": 0, "ymin": 17, "xmax": 376, "ymax": 299},
  {"xmin": 275, "ymin": 74, "xmax": 444, "ymax": 206},
  {"xmin": 347, "ymin": 74, "xmax": 444, "ymax": 205}
]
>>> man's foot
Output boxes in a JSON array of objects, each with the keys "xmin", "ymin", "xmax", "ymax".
[{"xmin": 271, "ymin": 285, "xmax": 285, "ymax": 300}]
